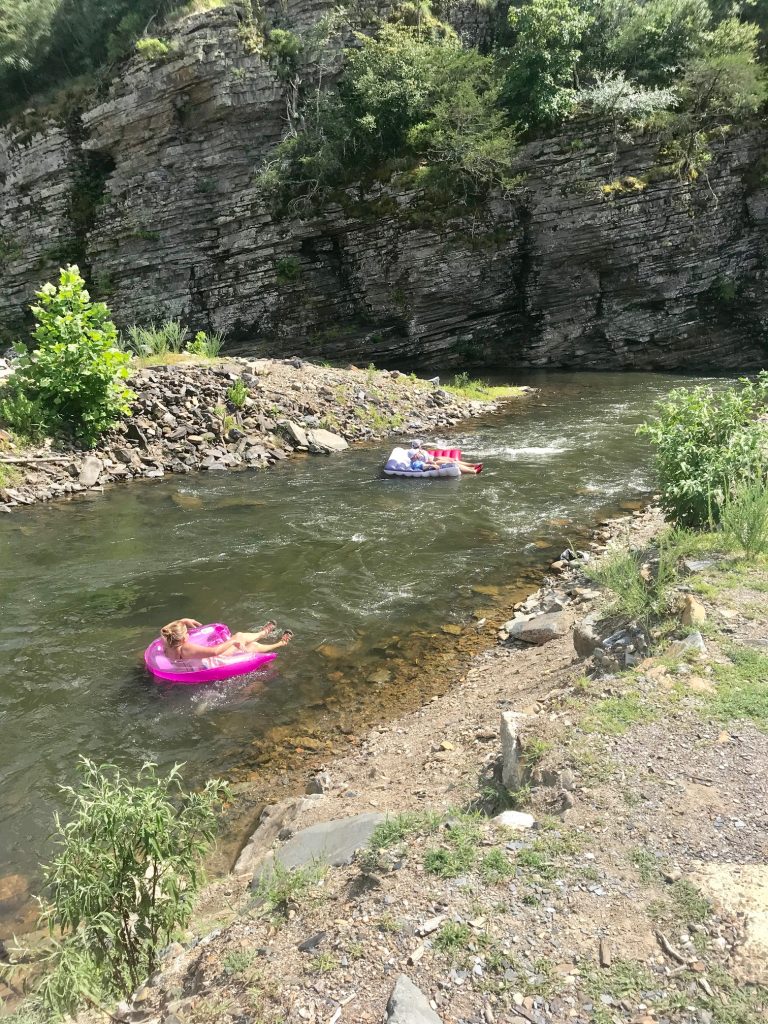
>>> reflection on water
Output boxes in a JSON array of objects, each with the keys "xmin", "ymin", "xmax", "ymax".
[{"xmin": 0, "ymin": 371, "xmax": 722, "ymax": 913}]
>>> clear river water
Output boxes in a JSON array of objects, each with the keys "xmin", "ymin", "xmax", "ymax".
[{"xmin": 0, "ymin": 370, "xmax": 717, "ymax": 927}]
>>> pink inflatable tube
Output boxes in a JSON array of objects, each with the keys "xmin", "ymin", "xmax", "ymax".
[
  {"xmin": 144, "ymin": 623, "xmax": 277, "ymax": 684},
  {"xmin": 427, "ymin": 448, "xmax": 461, "ymax": 460}
]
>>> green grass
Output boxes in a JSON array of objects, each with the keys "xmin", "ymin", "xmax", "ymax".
[
  {"xmin": 443, "ymin": 372, "xmax": 523, "ymax": 402},
  {"xmin": 586, "ymin": 542, "xmax": 677, "ymax": 625},
  {"xmin": 252, "ymin": 861, "xmax": 327, "ymax": 920},
  {"xmin": 718, "ymin": 480, "xmax": 768, "ymax": 558},
  {"xmin": 221, "ymin": 950, "xmax": 256, "ymax": 975},
  {"xmin": 709, "ymin": 644, "xmax": 768, "ymax": 727},
  {"xmin": 368, "ymin": 811, "xmax": 442, "ymax": 851},
  {"xmin": 581, "ymin": 693, "xmax": 657, "ymax": 735},
  {"xmin": 582, "ymin": 959, "xmax": 655, "ymax": 1002},
  {"xmin": 515, "ymin": 847, "xmax": 557, "ymax": 880},
  {"xmin": 423, "ymin": 812, "xmax": 483, "ymax": 878},
  {"xmin": 479, "ymin": 848, "xmax": 514, "ymax": 884},
  {"xmin": 629, "ymin": 847, "xmax": 662, "ymax": 883},
  {"xmin": 0, "ymin": 462, "xmax": 21, "ymax": 488},
  {"xmin": 377, "ymin": 912, "xmax": 402, "ymax": 933},
  {"xmin": 424, "ymin": 844, "xmax": 475, "ymax": 878},
  {"xmin": 433, "ymin": 922, "xmax": 473, "ymax": 953},
  {"xmin": 308, "ymin": 952, "xmax": 338, "ymax": 973},
  {"xmin": 649, "ymin": 880, "xmax": 711, "ymax": 927},
  {"xmin": 522, "ymin": 736, "xmax": 551, "ymax": 766}
]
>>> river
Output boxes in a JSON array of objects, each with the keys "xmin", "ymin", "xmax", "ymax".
[{"xmin": 0, "ymin": 370, "xmax": 715, "ymax": 928}]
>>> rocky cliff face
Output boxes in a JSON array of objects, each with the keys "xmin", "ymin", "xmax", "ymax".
[{"xmin": 0, "ymin": 4, "xmax": 766, "ymax": 369}]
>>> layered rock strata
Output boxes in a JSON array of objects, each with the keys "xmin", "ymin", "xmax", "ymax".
[{"xmin": 0, "ymin": 5, "xmax": 766, "ymax": 368}]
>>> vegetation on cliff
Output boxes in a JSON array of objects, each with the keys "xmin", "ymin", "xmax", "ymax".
[
  {"xmin": 2, "ymin": 0, "xmax": 765, "ymax": 187},
  {"xmin": 260, "ymin": 0, "xmax": 767, "ymax": 206}
]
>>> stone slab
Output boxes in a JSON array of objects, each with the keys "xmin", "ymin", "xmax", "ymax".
[
  {"xmin": 251, "ymin": 812, "xmax": 384, "ymax": 887},
  {"xmin": 509, "ymin": 611, "xmax": 567, "ymax": 645},
  {"xmin": 386, "ymin": 974, "xmax": 443, "ymax": 1024},
  {"xmin": 306, "ymin": 428, "xmax": 348, "ymax": 452}
]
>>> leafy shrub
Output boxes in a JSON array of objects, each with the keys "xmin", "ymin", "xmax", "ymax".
[
  {"xmin": 275, "ymin": 256, "xmax": 301, "ymax": 283},
  {"xmin": 187, "ymin": 329, "xmax": 224, "ymax": 358},
  {"xmin": 0, "ymin": 390, "xmax": 49, "ymax": 442},
  {"xmin": 604, "ymin": 0, "xmax": 712, "ymax": 85},
  {"xmin": 227, "ymin": 379, "xmax": 248, "ymax": 408},
  {"xmin": 639, "ymin": 373, "xmax": 768, "ymax": 527},
  {"xmin": 259, "ymin": 23, "xmax": 518, "ymax": 206},
  {"xmin": 135, "ymin": 36, "xmax": 170, "ymax": 59},
  {"xmin": 718, "ymin": 479, "xmax": 768, "ymax": 558},
  {"xmin": 0, "ymin": 265, "xmax": 132, "ymax": 447},
  {"xmin": 576, "ymin": 70, "xmax": 679, "ymax": 123},
  {"xmin": 34, "ymin": 759, "xmax": 227, "ymax": 1017},
  {"xmin": 124, "ymin": 319, "xmax": 188, "ymax": 357}
]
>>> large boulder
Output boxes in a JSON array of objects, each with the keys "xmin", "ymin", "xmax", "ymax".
[
  {"xmin": 508, "ymin": 612, "xmax": 567, "ymax": 645},
  {"xmin": 78, "ymin": 456, "xmax": 103, "ymax": 487},
  {"xmin": 234, "ymin": 796, "xmax": 317, "ymax": 875},
  {"xmin": 278, "ymin": 420, "xmax": 309, "ymax": 448},
  {"xmin": 306, "ymin": 428, "xmax": 348, "ymax": 453},
  {"xmin": 386, "ymin": 975, "xmax": 443, "ymax": 1024},
  {"xmin": 573, "ymin": 610, "xmax": 604, "ymax": 658}
]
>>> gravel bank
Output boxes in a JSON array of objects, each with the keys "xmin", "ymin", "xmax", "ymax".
[{"xmin": 0, "ymin": 358, "xmax": 518, "ymax": 512}]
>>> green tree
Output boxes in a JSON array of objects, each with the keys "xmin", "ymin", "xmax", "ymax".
[
  {"xmin": 606, "ymin": 0, "xmax": 712, "ymax": 84},
  {"xmin": 682, "ymin": 16, "xmax": 767, "ymax": 114},
  {"xmin": 33, "ymin": 759, "xmax": 227, "ymax": 1016},
  {"xmin": 1, "ymin": 265, "xmax": 133, "ymax": 446},
  {"xmin": 501, "ymin": 0, "xmax": 592, "ymax": 131},
  {"xmin": 260, "ymin": 24, "xmax": 517, "ymax": 204}
]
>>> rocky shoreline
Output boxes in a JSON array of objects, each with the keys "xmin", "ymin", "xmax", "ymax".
[
  {"xmin": 52, "ymin": 501, "xmax": 766, "ymax": 1024},
  {"xmin": 0, "ymin": 358, "xmax": 518, "ymax": 512}
]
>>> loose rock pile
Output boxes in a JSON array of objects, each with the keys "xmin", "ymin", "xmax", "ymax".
[{"xmin": 0, "ymin": 358, "xmax": 499, "ymax": 512}]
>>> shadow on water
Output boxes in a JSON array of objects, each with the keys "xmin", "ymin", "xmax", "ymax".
[{"xmin": 0, "ymin": 370, "xmax": 732, "ymax": 931}]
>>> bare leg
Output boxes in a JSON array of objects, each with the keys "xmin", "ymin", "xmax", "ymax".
[
  {"xmin": 231, "ymin": 622, "xmax": 276, "ymax": 644},
  {"xmin": 238, "ymin": 630, "xmax": 293, "ymax": 653}
]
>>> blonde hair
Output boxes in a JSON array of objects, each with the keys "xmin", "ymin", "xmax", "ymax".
[{"xmin": 161, "ymin": 620, "xmax": 188, "ymax": 647}]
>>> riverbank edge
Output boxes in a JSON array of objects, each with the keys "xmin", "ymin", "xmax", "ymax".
[
  {"xmin": 104, "ymin": 500, "xmax": 766, "ymax": 1024},
  {"xmin": 0, "ymin": 358, "xmax": 526, "ymax": 512}
]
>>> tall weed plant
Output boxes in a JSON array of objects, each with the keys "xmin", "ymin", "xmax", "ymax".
[
  {"xmin": 123, "ymin": 319, "xmax": 188, "ymax": 357},
  {"xmin": 718, "ymin": 479, "xmax": 768, "ymax": 558},
  {"xmin": 33, "ymin": 759, "xmax": 227, "ymax": 1017},
  {"xmin": 0, "ymin": 266, "xmax": 133, "ymax": 447},
  {"xmin": 187, "ymin": 330, "xmax": 224, "ymax": 358},
  {"xmin": 588, "ymin": 541, "xmax": 678, "ymax": 625},
  {"xmin": 639, "ymin": 373, "xmax": 768, "ymax": 527}
]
